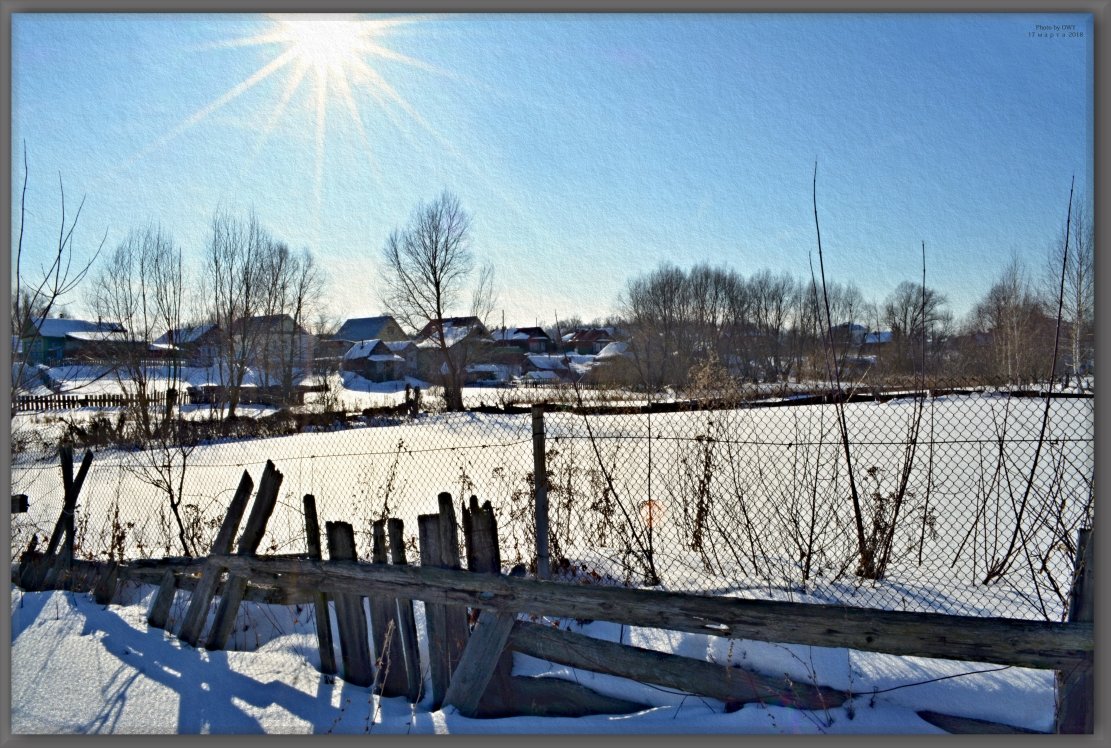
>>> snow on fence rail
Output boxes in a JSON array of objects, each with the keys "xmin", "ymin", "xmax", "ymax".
[{"xmin": 11, "ymin": 464, "xmax": 1094, "ymax": 732}]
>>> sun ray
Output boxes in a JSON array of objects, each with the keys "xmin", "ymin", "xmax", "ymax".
[
  {"xmin": 332, "ymin": 70, "xmax": 386, "ymax": 191},
  {"xmin": 112, "ymin": 46, "xmax": 299, "ymax": 179},
  {"xmin": 251, "ymin": 59, "xmax": 312, "ymax": 157}
]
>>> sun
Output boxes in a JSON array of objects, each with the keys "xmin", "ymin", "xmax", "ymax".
[
  {"xmin": 274, "ymin": 15, "xmax": 374, "ymax": 80},
  {"xmin": 119, "ymin": 13, "xmax": 443, "ymax": 219}
]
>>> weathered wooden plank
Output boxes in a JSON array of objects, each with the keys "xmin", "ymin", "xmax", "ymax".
[
  {"xmin": 146, "ymin": 570, "xmax": 178, "ymax": 629},
  {"xmin": 93, "ymin": 561, "xmax": 120, "ymax": 606},
  {"xmin": 178, "ymin": 470, "xmax": 254, "ymax": 647},
  {"xmin": 461, "ymin": 496, "xmax": 514, "ymax": 712},
  {"xmin": 302, "ymin": 494, "xmax": 336, "ymax": 677},
  {"xmin": 368, "ymin": 519, "xmax": 407, "ymax": 697},
  {"xmin": 917, "ymin": 710, "xmax": 1046, "ymax": 734},
  {"xmin": 435, "ymin": 495, "xmax": 470, "ymax": 688},
  {"xmin": 1055, "ymin": 526, "xmax": 1093, "ymax": 734},
  {"xmin": 326, "ymin": 521, "xmax": 374, "ymax": 688},
  {"xmin": 206, "ymin": 462, "xmax": 282, "ymax": 651},
  {"xmin": 508, "ymin": 620, "xmax": 847, "ymax": 709},
  {"xmin": 211, "ymin": 556, "xmax": 1093, "ymax": 671},
  {"xmin": 443, "ymin": 609, "xmax": 518, "ymax": 716},
  {"xmin": 387, "ymin": 517, "xmax": 423, "ymax": 703},
  {"xmin": 418, "ymin": 513, "xmax": 450, "ymax": 709},
  {"xmin": 491, "ymin": 676, "xmax": 648, "ymax": 718}
]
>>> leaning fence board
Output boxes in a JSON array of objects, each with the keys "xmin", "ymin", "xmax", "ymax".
[
  {"xmin": 326, "ymin": 521, "xmax": 374, "ymax": 688},
  {"xmin": 39, "ymin": 448, "xmax": 93, "ymax": 590},
  {"xmin": 443, "ymin": 609, "xmax": 518, "ymax": 717},
  {"xmin": 387, "ymin": 518, "xmax": 423, "ymax": 703},
  {"xmin": 178, "ymin": 470, "xmax": 254, "ymax": 647},
  {"xmin": 508, "ymin": 620, "xmax": 846, "ymax": 709},
  {"xmin": 211, "ymin": 556, "xmax": 1092, "ymax": 671},
  {"xmin": 302, "ymin": 494, "xmax": 337, "ymax": 677},
  {"xmin": 206, "ymin": 462, "xmax": 282, "ymax": 651}
]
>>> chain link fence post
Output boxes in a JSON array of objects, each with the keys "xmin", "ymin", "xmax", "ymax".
[{"xmin": 532, "ymin": 403, "xmax": 549, "ymax": 580}]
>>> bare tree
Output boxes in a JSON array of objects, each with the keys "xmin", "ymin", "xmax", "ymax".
[
  {"xmin": 88, "ymin": 225, "xmax": 187, "ymax": 438},
  {"xmin": 882, "ymin": 280, "xmax": 952, "ymax": 377},
  {"xmin": 1044, "ymin": 195, "xmax": 1094, "ymax": 388},
  {"xmin": 10, "ymin": 148, "xmax": 104, "ymax": 415},
  {"xmin": 378, "ymin": 190, "xmax": 495, "ymax": 411},
  {"xmin": 202, "ymin": 209, "xmax": 271, "ymax": 420},
  {"xmin": 964, "ymin": 260, "xmax": 1051, "ymax": 385}
]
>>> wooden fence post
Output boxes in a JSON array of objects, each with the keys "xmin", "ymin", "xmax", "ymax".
[
  {"xmin": 303, "ymin": 494, "xmax": 337, "ymax": 677},
  {"xmin": 147, "ymin": 569, "xmax": 179, "ymax": 629},
  {"xmin": 369, "ymin": 519, "xmax": 408, "ymax": 697},
  {"xmin": 325, "ymin": 521, "xmax": 374, "ymax": 688},
  {"xmin": 419, "ymin": 496, "xmax": 472, "ymax": 710},
  {"xmin": 1055, "ymin": 526, "xmax": 1093, "ymax": 733},
  {"xmin": 531, "ymin": 405, "xmax": 550, "ymax": 579},
  {"xmin": 443, "ymin": 496, "xmax": 516, "ymax": 716},
  {"xmin": 205, "ymin": 461, "xmax": 283, "ymax": 651},
  {"xmin": 387, "ymin": 518, "xmax": 423, "ymax": 703}
]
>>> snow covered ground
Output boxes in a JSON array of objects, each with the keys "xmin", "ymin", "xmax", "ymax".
[{"xmin": 9, "ymin": 583, "xmax": 1055, "ymax": 735}]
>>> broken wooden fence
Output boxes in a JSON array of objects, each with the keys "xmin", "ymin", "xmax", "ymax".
[{"xmin": 13, "ymin": 458, "xmax": 1095, "ymax": 730}]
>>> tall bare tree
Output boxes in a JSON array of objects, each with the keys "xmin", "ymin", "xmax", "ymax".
[
  {"xmin": 379, "ymin": 190, "xmax": 495, "ymax": 411},
  {"xmin": 88, "ymin": 225, "xmax": 187, "ymax": 437},
  {"xmin": 202, "ymin": 209, "xmax": 270, "ymax": 419},
  {"xmin": 10, "ymin": 148, "xmax": 104, "ymax": 415},
  {"xmin": 1044, "ymin": 195, "xmax": 1094, "ymax": 388}
]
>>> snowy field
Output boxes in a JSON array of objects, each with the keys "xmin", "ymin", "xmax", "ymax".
[
  {"xmin": 10, "ymin": 387, "xmax": 1093, "ymax": 621},
  {"xmin": 9, "ymin": 584, "xmax": 1055, "ymax": 734}
]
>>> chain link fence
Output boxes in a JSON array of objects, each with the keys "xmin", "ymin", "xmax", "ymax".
[{"xmin": 9, "ymin": 378, "xmax": 1093, "ymax": 622}]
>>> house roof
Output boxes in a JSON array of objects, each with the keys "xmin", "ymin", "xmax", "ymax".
[
  {"xmin": 596, "ymin": 341, "xmax": 630, "ymax": 358},
  {"xmin": 416, "ymin": 317, "xmax": 489, "ymax": 348},
  {"xmin": 228, "ymin": 314, "xmax": 309, "ymax": 336},
  {"xmin": 863, "ymin": 331, "xmax": 893, "ymax": 345},
  {"xmin": 565, "ymin": 328, "xmax": 613, "ymax": 344},
  {"xmin": 343, "ymin": 339, "xmax": 398, "ymax": 361},
  {"xmin": 31, "ymin": 317, "xmax": 125, "ymax": 338},
  {"xmin": 65, "ymin": 330, "xmax": 145, "ymax": 343},
  {"xmin": 153, "ymin": 323, "xmax": 218, "ymax": 345},
  {"xmin": 526, "ymin": 354, "xmax": 569, "ymax": 371},
  {"xmin": 334, "ymin": 316, "xmax": 401, "ymax": 342},
  {"xmin": 384, "ymin": 340, "xmax": 415, "ymax": 353},
  {"xmin": 492, "ymin": 326, "xmax": 550, "ymax": 342}
]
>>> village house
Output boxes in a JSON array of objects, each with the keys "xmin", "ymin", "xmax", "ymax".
[
  {"xmin": 414, "ymin": 316, "xmax": 493, "ymax": 381},
  {"xmin": 20, "ymin": 317, "xmax": 126, "ymax": 365},
  {"xmin": 561, "ymin": 327, "xmax": 615, "ymax": 355},
  {"xmin": 341, "ymin": 339, "xmax": 406, "ymax": 383},
  {"xmin": 151, "ymin": 323, "xmax": 223, "ymax": 366}
]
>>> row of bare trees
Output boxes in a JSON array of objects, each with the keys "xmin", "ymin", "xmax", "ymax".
[{"xmin": 616, "ymin": 211, "xmax": 1092, "ymax": 393}]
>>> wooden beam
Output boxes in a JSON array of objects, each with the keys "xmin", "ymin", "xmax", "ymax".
[
  {"xmin": 210, "ymin": 556, "xmax": 1092, "ymax": 671},
  {"xmin": 206, "ymin": 462, "xmax": 282, "ymax": 651},
  {"xmin": 508, "ymin": 620, "xmax": 846, "ymax": 709},
  {"xmin": 178, "ymin": 470, "xmax": 254, "ymax": 647},
  {"xmin": 1055, "ymin": 526, "xmax": 1094, "ymax": 734}
]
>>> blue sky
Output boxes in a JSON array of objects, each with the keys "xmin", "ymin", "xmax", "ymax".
[{"xmin": 11, "ymin": 12, "xmax": 1093, "ymax": 330}]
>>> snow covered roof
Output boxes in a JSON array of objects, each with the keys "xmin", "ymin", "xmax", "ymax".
[
  {"xmin": 596, "ymin": 341, "xmax": 630, "ymax": 358},
  {"xmin": 153, "ymin": 323, "xmax": 217, "ymax": 345},
  {"xmin": 526, "ymin": 354, "xmax": 569, "ymax": 371},
  {"xmin": 31, "ymin": 317, "xmax": 125, "ymax": 338},
  {"xmin": 65, "ymin": 330, "xmax": 144, "ymax": 343},
  {"xmin": 523, "ymin": 370, "xmax": 561, "ymax": 382},
  {"xmin": 343, "ymin": 339, "xmax": 400, "ymax": 361},
  {"xmin": 384, "ymin": 340, "xmax": 415, "ymax": 353},
  {"xmin": 863, "ymin": 331, "xmax": 893, "ymax": 345}
]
